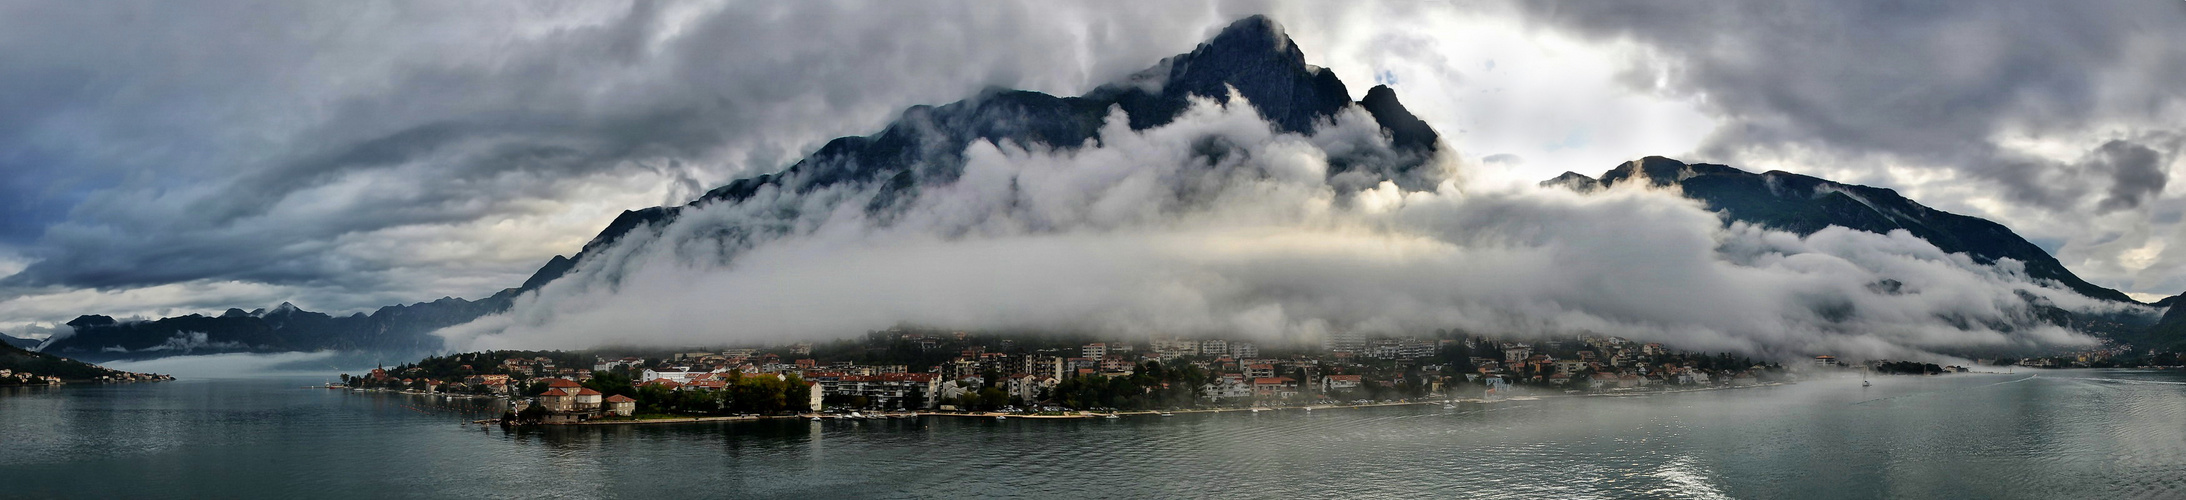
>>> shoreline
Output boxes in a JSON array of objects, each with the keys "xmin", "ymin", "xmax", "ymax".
[{"xmin": 364, "ymin": 380, "xmax": 1801, "ymax": 427}]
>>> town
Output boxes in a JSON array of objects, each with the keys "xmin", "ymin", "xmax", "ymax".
[
  {"xmin": 0, "ymin": 368, "xmax": 171, "ymax": 386},
  {"xmin": 345, "ymin": 328, "xmax": 1813, "ymax": 424}
]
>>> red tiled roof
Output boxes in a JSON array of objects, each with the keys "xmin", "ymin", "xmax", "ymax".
[
  {"xmin": 575, "ymin": 388, "xmax": 602, "ymax": 396},
  {"xmin": 540, "ymin": 389, "xmax": 570, "ymax": 397},
  {"xmin": 546, "ymin": 378, "xmax": 582, "ymax": 388},
  {"xmin": 604, "ymin": 395, "xmax": 636, "ymax": 403}
]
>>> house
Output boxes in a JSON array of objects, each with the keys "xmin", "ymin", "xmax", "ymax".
[
  {"xmin": 603, "ymin": 395, "xmax": 637, "ymax": 417},
  {"xmin": 1322, "ymin": 374, "xmax": 1362, "ymax": 392},
  {"xmin": 537, "ymin": 389, "xmax": 575, "ymax": 412},
  {"xmin": 573, "ymin": 388, "xmax": 603, "ymax": 412},
  {"xmin": 1202, "ymin": 373, "xmax": 1252, "ymax": 400},
  {"xmin": 1252, "ymin": 377, "xmax": 1297, "ymax": 398},
  {"xmin": 539, "ymin": 377, "xmax": 581, "ymax": 391},
  {"xmin": 1081, "ymin": 343, "xmax": 1108, "ymax": 359},
  {"xmin": 1006, "ymin": 374, "xmax": 1056, "ymax": 403}
]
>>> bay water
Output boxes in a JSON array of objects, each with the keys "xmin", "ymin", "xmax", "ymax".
[{"xmin": 3, "ymin": 369, "xmax": 2181, "ymax": 498}]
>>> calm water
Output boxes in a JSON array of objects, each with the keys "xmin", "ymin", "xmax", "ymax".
[{"xmin": 3, "ymin": 369, "xmax": 2182, "ymax": 499}]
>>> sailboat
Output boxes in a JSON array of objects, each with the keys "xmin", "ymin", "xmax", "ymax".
[{"xmin": 1861, "ymin": 366, "xmax": 1872, "ymax": 387}]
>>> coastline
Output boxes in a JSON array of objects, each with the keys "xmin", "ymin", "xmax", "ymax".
[{"xmin": 356, "ymin": 379, "xmax": 1802, "ymax": 427}]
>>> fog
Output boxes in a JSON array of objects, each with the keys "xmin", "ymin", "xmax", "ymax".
[
  {"xmin": 100, "ymin": 351, "xmax": 364, "ymax": 380},
  {"xmin": 436, "ymin": 93, "xmax": 2147, "ymax": 361}
]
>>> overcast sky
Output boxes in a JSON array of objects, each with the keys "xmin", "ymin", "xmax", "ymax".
[{"xmin": 2, "ymin": 0, "xmax": 2182, "ymax": 337}]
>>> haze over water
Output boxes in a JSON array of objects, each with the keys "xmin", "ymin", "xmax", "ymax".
[{"xmin": 3, "ymin": 369, "xmax": 2180, "ymax": 499}]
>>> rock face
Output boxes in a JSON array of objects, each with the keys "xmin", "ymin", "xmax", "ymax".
[{"xmin": 47, "ymin": 16, "xmax": 2158, "ymax": 361}]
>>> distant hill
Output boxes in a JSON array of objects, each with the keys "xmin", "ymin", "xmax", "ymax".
[
  {"xmin": 1, "ymin": 332, "xmax": 39, "ymax": 349},
  {"xmin": 40, "ymin": 297, "xmax": 510, "ymax": 363},
  {"xmin": 0, "ymin": 339, "xmax": 158, "ymax": 382}
]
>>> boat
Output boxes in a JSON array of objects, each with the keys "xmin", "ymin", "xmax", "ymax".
[
  {"xmin": 1159, "ymin": 412, "xmax": 1174, "ymax": 417},
  {"xmin": 810, "ymin": 416, "xmax": 822, "ymax": 422},
  {"xmin": 994, "ymin": 415, "xmax": 1007, "ymax": 420},
  {"xmin": 1104, "ymin": 414, "xmax": 1119, "ymax": 419}
]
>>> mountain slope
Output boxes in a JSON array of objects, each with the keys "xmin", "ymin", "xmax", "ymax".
[{"xmin": 1545, "ymin": 156, "xmax": 2136, "ymax": 304}]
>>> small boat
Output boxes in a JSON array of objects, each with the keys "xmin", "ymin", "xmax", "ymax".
[
  {"xmin": 1104, "ymin": 414, "xmax": 1119, "ymax": 419},
  {"xmin": 994, "ymin": 415, "xmax": 1007, "ymax": 420},
  {"xmin": 1862, "ymin": 380, "xmax": 1871, "ymax": 387},
  {"xmin": 810, "ymin": 417, "xmax": 822, "ymax": 422}
]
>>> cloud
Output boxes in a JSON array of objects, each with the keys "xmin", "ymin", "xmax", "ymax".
[
  {"xmin": 100, "ymin": 351, "xmax": 345, "ymax": 379},
  {"xmin": 439, "ymin": 94, "xmax": 2139, "ymax": 361},
  {"xmin": 2091, "ymin": 139, "xmax": 2170, "ymax": 213},
  {"xmin": 0, "ymin": 0, "xmax": 1276, "ymax": 311}
]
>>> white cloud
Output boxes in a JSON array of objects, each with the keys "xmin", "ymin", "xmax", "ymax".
[{"xmin": 439, "ymin": 95, "xmax": 2137, "ymax": 361}]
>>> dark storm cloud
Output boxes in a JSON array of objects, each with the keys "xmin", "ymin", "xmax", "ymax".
[
  {"xmin": 2091, "ymin": 139, "xmax": 2169, "ymax": 213},
  {"xmin": 1514, "ymin": 0, "xmax": 2186, "ymax": 212},
  {"xmin": 0, "ymin": 0, "xmax": 1273, "ymax": 305}
]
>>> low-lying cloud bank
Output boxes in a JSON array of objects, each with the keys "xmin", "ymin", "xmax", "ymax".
[
  {"xmin": 436, "ymin": 95, "xmax": 2145, "ymax": 361},
  {"xmin": 101, "ymin": 351, "xmax": 349, "ymax": 379}
]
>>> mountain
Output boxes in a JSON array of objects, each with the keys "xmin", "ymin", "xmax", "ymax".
[
  {"xmin": 46, "ymin": 16, "xmax": 1438, "ymax": 362},
  {"xmin": 0, "ymin": 338, "xmax": 168, "ymax": 382},
  {"xmin": 2131, "ymin": 292, "xmax": 2186, "ymax": 353},
  {"xmin": 45, "ymin": 15, "xmax": 2155, "ymax": 360},
  {"xmin": 41, "ymin": 295, "xmax": 512, "ymax": 362},
  {"xmin": 1, "ymin": 332, "xmax": 40, "ymax": 349},
  {"xmin": 1544, "ymin": 156, "xmax": 2137, "ymax": 304}
]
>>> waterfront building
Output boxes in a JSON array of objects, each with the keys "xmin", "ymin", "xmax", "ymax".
[
  {"xmin": 1321, "ymin": 374, "xmax": 1362, "ymax": 392},
  {"xmin": 604, "ymin": 395, "xmax": 636, "ymax": 417}
]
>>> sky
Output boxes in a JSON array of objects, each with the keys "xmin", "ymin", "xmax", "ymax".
[{"xmin": 1, "ymin": 1, "xmax": 2182, "ymax": 350}]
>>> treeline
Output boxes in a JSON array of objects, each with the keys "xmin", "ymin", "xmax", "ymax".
[
  {"xmin": 578, "ymin": 370, "xmax": 809, "ymax": 417},
  {"xmin": 1873, "ymin": 361, "xmax": 1946, "ymax": 375},
  {"xmin": 1049, "ymin": 361, "xmax": 1210, "ymax": 411}
]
